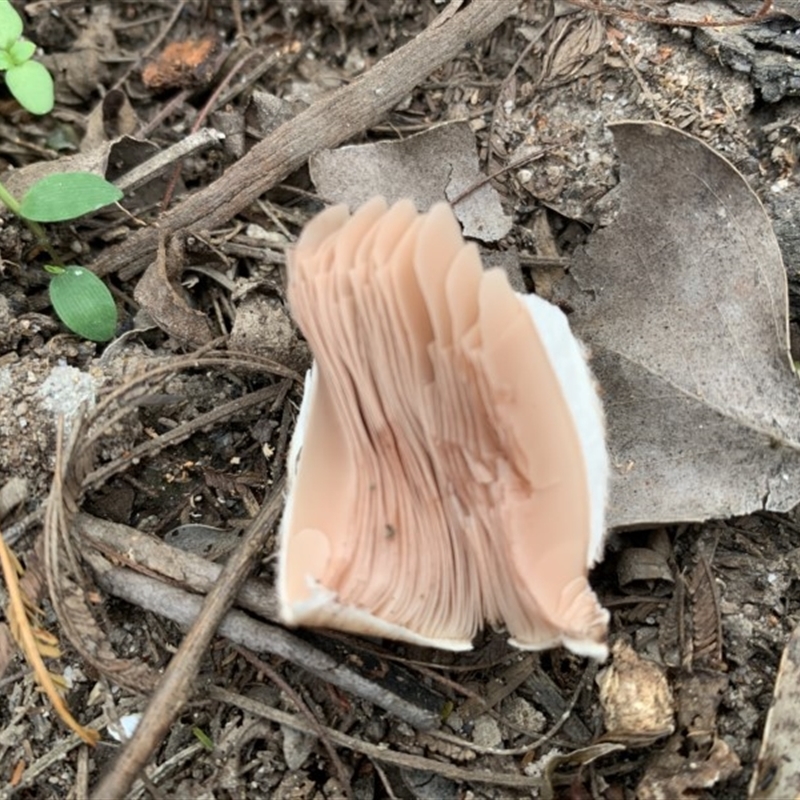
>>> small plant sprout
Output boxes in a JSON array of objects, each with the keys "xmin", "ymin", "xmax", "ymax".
[
  {"xmin": 0, "ymin": 172, "xmax": 123, "ymax": 342},
  {"xmin": 0, "ymin": 1, "xmax": 54, "ymax": 115},
  {"xmin": 0, "ymin": 0, "xmax": 120, "ymax": 344}
]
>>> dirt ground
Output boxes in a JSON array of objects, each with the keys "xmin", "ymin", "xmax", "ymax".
[{"xmin": 1, "ymin": 0, "xmax": 800, "ymax": 798}]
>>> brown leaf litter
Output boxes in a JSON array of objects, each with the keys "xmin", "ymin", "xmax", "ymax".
[{"xmin": 1, "ymin": 0, "xmax": 800, "ymax": 797}]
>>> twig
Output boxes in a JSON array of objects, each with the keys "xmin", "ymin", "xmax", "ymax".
[
  {"xmin": 114, "ymin": 128, "xmax": 227, "ymax": 195},
  {"xmin": 75, "ymin": 512, "xmax": 279, "ymax": 620},
  {"xmin": 160, "ymin": 48, "xmax": 266, "ymax": 210},
  {"xmin": 88, "ymin": 555, "xmax": 441, "ymax": 731},
  {"xmin": 235, "ymin": 647, "xmax": 354, "ymax": 800},
  {"xmin": 209, "ymin": 686, "xmax": 547, "ymax": 790},
  {"xmin": 89, "ymin": 481, "xmax": 285, "ymax": 800},
  {"xmin": 451, "ymin": 149, "xmax": 549, "ymax": 207},
  {"xmin": 88, "ymin": 0, "xmax": 521, "ymax": 282}
]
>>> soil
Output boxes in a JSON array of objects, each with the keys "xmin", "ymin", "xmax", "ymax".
[{"xmin": 1, "ymin": 1, "xmax": 799, "ymax": 799}]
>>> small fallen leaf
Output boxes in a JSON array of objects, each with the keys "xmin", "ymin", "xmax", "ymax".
[
  {"xmin": 558, "ymin": 121, "xmax": 800, "ymax": 527},
  {"xmin": 133, "ymin": 234, "xmax": 213, "ymax": 346},
  {"xmin": 598, "ymin": 640, "xmax": 674, "ymax": 742},
  {"xmin": 638, "ymin": 735, "xmax": 741, "ymax": 799},
  {"xmin": 540, "ymin": 13, "xmax": 605, "ymax": 88}
]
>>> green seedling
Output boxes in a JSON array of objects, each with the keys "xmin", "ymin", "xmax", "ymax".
[
  {"xmin": 192, "ymin": 727, "xmax": 214, "ymax": 751},
  {"xmin": 0, "ymin": 1, "xmax": 54, "ymax": 115},
  {"xmin": 0, "ymin": 172, "xmax": 122, "ymax": 342},
  {"xmin": 0, "ymin": 4, "xmax": 120, "ymax": 341}
]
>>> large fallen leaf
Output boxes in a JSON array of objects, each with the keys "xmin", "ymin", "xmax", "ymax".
[
  {"xmin": 309, "ymin": 121, "xmax": 511, "ymax": 242},
  {"xmin": 557, "ymin": 121, "xmax": 800, "ymax": 528}
]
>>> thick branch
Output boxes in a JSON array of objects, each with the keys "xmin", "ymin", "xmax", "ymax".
[{"xmin": 91, "ymin": 0, "xmax": 519, "ymax": 281}]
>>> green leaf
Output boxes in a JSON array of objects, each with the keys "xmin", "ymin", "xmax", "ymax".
[
  {"xmin": 20, "ymin": 172, "xmax": 122, "ymax": 222},
  {"xmin": 8, "ymin": 38, "xmax": 35, "ymax": 64},
  {"xmin": 5, "ymin": 60, "xmax": 53, "ymax": 115},
  {"xmin": 0, "ymin": 2, "xmax": 23, "ymax": 51},
  {"xmin": 192, "ymin": 727, "xmax": 214, "ymax": 751},
  {"xmin": 0, "ymin": 51, "xmax": 13, "ymax": 71},
  {"xmin": 48, "ymin": 266, "xmax": 117, "ymax": 342}
]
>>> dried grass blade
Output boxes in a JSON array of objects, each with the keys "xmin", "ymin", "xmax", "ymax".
[{"xmin": 0, "ymin": 527, "xmax": 99, "ymax": 746}]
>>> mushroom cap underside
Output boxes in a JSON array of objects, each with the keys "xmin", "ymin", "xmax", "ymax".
[{"xmin": 279, "ymin": 197, "xmax": 610, "ymax": 659}]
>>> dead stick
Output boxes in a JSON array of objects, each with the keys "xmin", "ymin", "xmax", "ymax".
[
  {"xmin": 90, "ymin": 0, "xmax": 520, "ymax": 281},
  {"xmin": 210, "ymin": 686, "xmax": 546, "ymax": 790},
  {"xmin": 89, "ymin": 558, "xmax": 440, "ymax": 730},
  {"xmin": 89, "ymin": 481, "xmax": 284, "ymax": 800},
  {"xmin": 78, "ymin": 511, "xmax": 442, "ymax": 729},
  {"xmin": 75, "ymin": 511, "xmax": 279, "ymax": 620}
]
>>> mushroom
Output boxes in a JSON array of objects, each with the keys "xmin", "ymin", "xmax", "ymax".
[{"xmin": 278, "ymin": 197, "xmax": 610, "ymax": 659}]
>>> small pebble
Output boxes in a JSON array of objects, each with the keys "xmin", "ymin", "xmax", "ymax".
[{"xmin": 471, "ymin": 715, "xmax": 503, "ymax": 749}]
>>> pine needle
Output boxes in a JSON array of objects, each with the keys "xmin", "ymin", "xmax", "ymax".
[{"xmin": 0, "ymin": 527, "xmax": 99, "ymax": 746}]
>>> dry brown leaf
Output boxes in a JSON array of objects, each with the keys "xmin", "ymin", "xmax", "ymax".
[
  {"xmin": 597, "ymin": 639, "xmax": 674, "ymax": 743},
  {"xmin": 133, "ymin": 234, "xmax": 214, "ymax": 346},
  {"xmin": 689, "ymin": 553, "xmax": 724, "ymax": 667},
  {"xmin": 750, "ymin": 623, "xmax": 800, "ymax": 799},
  {"xmin": 558, "ymin": 121, "xmax": 800, "ymax": 527},
  {"xmin": 540, "ymin": 13, "xmax": 606, "ymax": 88},
  {"xmin": 638, "ymin": 735, "xmax": 741, "ymax": 799},
  {"xmin": 309, "ymin": 122, "xmax": 512, "ymax": 242},
  {"xmin": 82, "ymin": 90, "xmax": 140, "ymax": 152}
]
